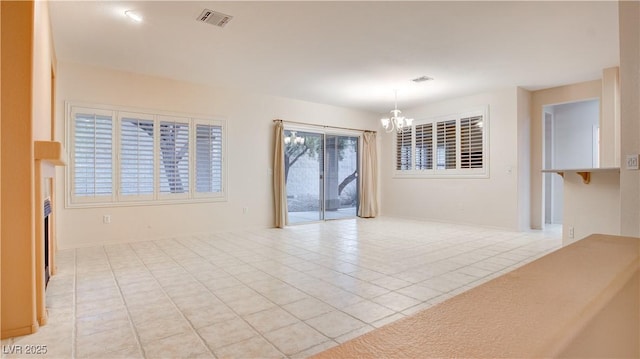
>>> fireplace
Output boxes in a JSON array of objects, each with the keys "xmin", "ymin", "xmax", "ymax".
[{"xmin": 34, "ymin": 140, "xmax": 66, "ymax": 325}]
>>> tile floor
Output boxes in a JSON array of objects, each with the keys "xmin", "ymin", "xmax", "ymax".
[{"xmin": 1, "ymin": 218, "xmax": 561, "ymax": 359}]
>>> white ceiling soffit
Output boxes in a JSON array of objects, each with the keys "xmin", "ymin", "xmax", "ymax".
[{"xmin": 48, "ymin": 1, "xmax": 619, "ymax": 113}]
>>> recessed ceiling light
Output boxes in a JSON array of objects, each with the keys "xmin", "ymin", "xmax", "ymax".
[
  {"xmin": 124, "ymin": 10, "xmax": 143, "ymax": 23},
  {"xmin": 412, "ymin": 76, "xmax": 434, "ymax": 83}
]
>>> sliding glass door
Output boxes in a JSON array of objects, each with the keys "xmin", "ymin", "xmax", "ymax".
[
  {"xmin": 325, "ymin": 134, "xmax": 359, "ymax": 220},
  {"xmin": 284, "ymin": 130, "xmax": 323, "ymax": 224},
  {"xmin": 284, "ymin": 129, "xmax": 359, "ymax": 224}
]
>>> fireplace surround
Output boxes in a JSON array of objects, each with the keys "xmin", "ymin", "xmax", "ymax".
[{"xmin": 34, "ymin": 141, "xmax": 66, "ymax": 326}]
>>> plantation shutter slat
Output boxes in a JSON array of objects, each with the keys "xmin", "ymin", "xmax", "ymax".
[
  {"xmin": 159, "ymin": 121, "xmax": 190, "ymax": 194},
  {"xmin": 120, "ymin": 118, "xmax": 154, "ymax": 196},
  {"xmin": 73, "ymin": 113, "xmax": 113, "ymax": 197},
  {"xmin": 415, "ymin": 123, "xmax": 433, "ymax": 170},
  {"xmin": 196, "ymin": 124, "xmax": 223, "ymax": 193},
  {"xmin": 396, "ymin": 128, "xmax": 412, "ymax": 170},
  {"xmin": 460, "ymin": 116, "xmax": 484, "ymax": 169}
]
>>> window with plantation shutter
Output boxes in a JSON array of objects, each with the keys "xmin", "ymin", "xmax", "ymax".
[
  {"xmin": 460, "ymin": 116, "xmax": 483, "ymax": 169},
  {"xmin": 120, "ymin": 115, "xmax": 154, "ymax": 198},
  {"xmin": 159, "ymin": 119, "xmax": 190, "ymax": 195},
  {"xmin": 72, "ymin": 110, "xmax": 113, "ymax": 199},
  {"xmin": 67, "ymin": 103, "xmax": 227, "ymax": 206},
  {"xmin": 415, "ymin": 123, "xmax": 433, "ymax": 170},
  {"xmin": 396, "ymin": 127, "xmax": 412, "ymax": 170},
  {"xmin": 436, "ymin": 120, "xmax": 456, "ymax": 170},
  {"xmin": 393, "ymin": 106, "xmax": 488, "ymax": 178},
  {"xmin": 196, "ymin": 123, "xmax": 223, "ymax": 194}
]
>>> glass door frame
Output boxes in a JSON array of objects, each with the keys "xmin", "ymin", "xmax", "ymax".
[
  {"xmin": 283, "ymin": 125, "xmax": 362, "ymax": 225},
  {"xmin": 323, "ymin": 130, "xmax": 361, "ymax": 221}
]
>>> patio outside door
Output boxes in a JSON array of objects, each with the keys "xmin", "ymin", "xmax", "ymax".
[{"xmin": 284, "ymin": 129, "xmax": 359, "ymax": 224}]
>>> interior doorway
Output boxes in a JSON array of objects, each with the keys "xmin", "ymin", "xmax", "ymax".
[
  {"xmin": 543, "ymin": 99, "xmax": 600, "ymax": 227},
  {"xmin": 283, "ymin": 128, "xmax": 360, "ymax": 224}
]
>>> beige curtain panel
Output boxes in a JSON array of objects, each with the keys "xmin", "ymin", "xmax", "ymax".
[
  {"xmin": 358, "ymin": 131, "xmax": 378, "ymax": 218},
  {"xmin": 273, "ymin": 121, "xmax": 288, "ymax": 228}
]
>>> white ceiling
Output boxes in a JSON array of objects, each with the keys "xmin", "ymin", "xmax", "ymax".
[{"xmin": 49, "ymin": 1, "xmax": 620, "ymax": 113}]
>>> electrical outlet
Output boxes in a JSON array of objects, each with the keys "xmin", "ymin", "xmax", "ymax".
[
  {"xmin": 626, "ymin": 154, "xmax": 639, "ymax": 170},
  {"xmin": 568, "ymin": 226, "xmax": 574, "ymax": 239},
  {"xmin": 242, "ymin": 207, "xmax": 249, "ymax": 214},
  {"xmin": 103, "ymin": 215, "xmax": 111, "ymax": 224}
]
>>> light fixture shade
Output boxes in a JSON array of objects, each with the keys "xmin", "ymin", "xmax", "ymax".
[
  {"xmin": 405, "ymin": 118, "xmax": 414, "ymax": 126},
  {"xmin": 381, "ymin": 118, "xmax": 391, "ymax": 128}
]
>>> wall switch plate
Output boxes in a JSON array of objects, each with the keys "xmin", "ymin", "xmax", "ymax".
[
  {"xmin": 103, "ymin": 215, "xmax": 111, "ymax": 224},
  {"xmin": 568, "ymin": 226, "xmax": 575, "ymax": 239},
  {"xmin": 626, "ymin": 154, "xmax": 639, "ymax": 170}
]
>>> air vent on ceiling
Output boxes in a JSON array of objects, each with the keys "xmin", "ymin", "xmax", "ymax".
[
  {"xmin": 197, "ymin": 9, "xmax": 233, "ymax": 28},
  {"xmin": 412, "ymin": 76, "xmax": 434, "ymax": 83}
]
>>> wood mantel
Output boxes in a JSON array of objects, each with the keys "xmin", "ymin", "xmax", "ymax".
[{"xmin": 34, "ymin": 141, "xmax": 67, "ymax": 166}]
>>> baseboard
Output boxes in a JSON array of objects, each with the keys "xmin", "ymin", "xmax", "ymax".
[{"xmin": 1, "ymin": 323, "xmax": 38, "ymax": 340}]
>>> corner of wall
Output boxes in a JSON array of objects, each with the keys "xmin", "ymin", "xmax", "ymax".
[
  {"xmin": 530, "ymin": 80, "xmax": 603, "ymax": 230},
  {"xmin": 618, "ymin": 0, "xmax": 640, "ymax": 237},
  {"xmin": 1, "ymin": 0, "xmax": 38, "ymax": 339},
  {"xmin": 517, "ymin": 87, "xmax": 532, "ymax": 231}
]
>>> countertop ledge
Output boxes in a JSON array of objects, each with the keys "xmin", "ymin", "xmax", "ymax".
[{"xmin": 541, "ymin": 167, "xmax": 620, "ymax": 172}]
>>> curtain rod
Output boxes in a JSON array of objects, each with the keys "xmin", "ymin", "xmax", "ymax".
[{"xmin": 273, "ymin": 119, "xmax": 376, "ymax": 134}]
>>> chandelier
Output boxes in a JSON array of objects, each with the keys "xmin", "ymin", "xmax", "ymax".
[
  {"xmin": 380, "ymin": 90, "xmax": 413, "ymax": 133},
  {"xmin": 284, "ymin": 131, "xmax": 305, "ymax": 145}
]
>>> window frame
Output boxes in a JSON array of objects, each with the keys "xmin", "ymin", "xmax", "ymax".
[
  {"xmin": 393, "ymin": 106, "xmax": 489, "ymax": 179},
  {"xmin": 65, "ymin": 102, "xmax": 228, "ymax": 208}
]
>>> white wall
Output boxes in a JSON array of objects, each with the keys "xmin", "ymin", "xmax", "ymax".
[
  {"xmin": 517, "ymin": 88, "xmax": 532, "ymax": 231},
  {"xmin": 544, "ymin": 109, "xmax": 555, "ymax": 224},
  {"xmin": 55, "ymin": 62, "xmax": 378, "ymax": 249},
  {"xmin": 563, "ymin": 171, "xmax": 620, "ymax": 246},
  {"xmin": 552, "ymin": 100, "xmax": 599, "ymax": 169},
  {"xmin": 380, "ymin": 88, "xmax": 523, "ymax": 230},
  {"xmin": 619, "ymin": 0, "xmax": 640, "ymax": 237},
  {"xmin": 32, "ymin": 0, "xmax": 53, "ymax": 141}
]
